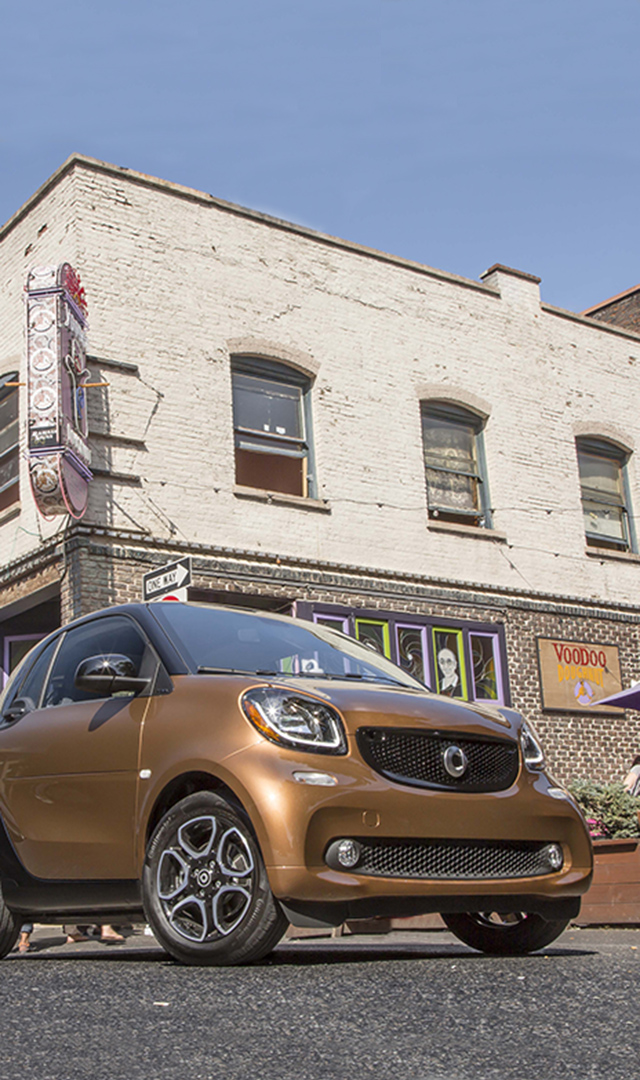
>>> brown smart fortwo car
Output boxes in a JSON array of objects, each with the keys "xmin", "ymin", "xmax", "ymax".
[{"xmin": 0, "ymin": 603, "xmax": 592, "ymax": 965}]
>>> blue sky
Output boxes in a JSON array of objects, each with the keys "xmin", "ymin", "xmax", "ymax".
[{"xmin": 1, "ymin": 0, "xmax": 638, "ymax": 312}]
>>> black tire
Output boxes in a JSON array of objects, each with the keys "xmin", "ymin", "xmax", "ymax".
[
  {"xmin": 142, "ymin": 791, "xmax": 287, "ymax": 966},
  {"xmin": 441, "ymin": 910, "xmax": 570, "ymax": 955},
  {"xmin": 0, "ymin": 881, "xmax": 20, "ymax": 960}
]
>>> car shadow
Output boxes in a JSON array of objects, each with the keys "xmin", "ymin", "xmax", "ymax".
[{"xmin": 7, "ymin": 936, "xmax": 596, "ymax": 965}]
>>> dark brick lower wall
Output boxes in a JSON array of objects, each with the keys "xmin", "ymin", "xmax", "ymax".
[{"xmin": 60, "ymin": 534, "xmax": 640, "ymax": 787}]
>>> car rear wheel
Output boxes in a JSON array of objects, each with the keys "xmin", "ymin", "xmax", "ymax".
[
  {"xmin": 441, "ymin": 910, "xmax": 570, "ymax": 955},
  {"xmin": 0, "ymin": 882, "xmax": 20, "ymax": 959},
  {"xmin": 142, "ymin": 791, "xmax": 287, "ymax": 966}
]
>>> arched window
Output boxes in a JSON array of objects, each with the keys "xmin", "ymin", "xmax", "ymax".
[
  {"xmin": 421, "ymin": 401, "xmax": 490, "ymax": 527},
  {"xmin": 576, "ymin": 436, "xmax": 634, "ymax": 552},
  {"xmin": 231, "ymin": 357, "xmax": 316, "ymax": 498},
  {"xmin": 0, "ymin": 372, "xmax": 19, "ymax": 513}
]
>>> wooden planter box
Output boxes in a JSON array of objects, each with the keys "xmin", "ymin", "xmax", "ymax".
[{"xmin": 575, "ymin": 837, "xmax": 640, "ymax": 925}]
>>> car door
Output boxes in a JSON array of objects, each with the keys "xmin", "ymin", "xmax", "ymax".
[{"xmin": 0, "ymin": 614, "xmax": 156, "ymax": 881}]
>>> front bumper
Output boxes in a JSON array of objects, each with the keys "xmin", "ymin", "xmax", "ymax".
[{"xmin": 228, "ymin": 739, "xmax": 594, "ymax": 915}]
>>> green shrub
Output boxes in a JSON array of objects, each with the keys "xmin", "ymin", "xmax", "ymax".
[{"xmin": 567, "ymin": 779, "xmax": 640, "ymax": 840}]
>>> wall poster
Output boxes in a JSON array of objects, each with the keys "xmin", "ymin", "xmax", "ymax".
[{"xmin": 537, "ymin": 637, "xmax": 624, "ymax": 713}]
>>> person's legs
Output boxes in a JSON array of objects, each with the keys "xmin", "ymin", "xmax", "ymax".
[
  {"xmin": 17, "ymin": 922, "xmax": 34, "ymax": 953},
  {"xmin": 63, "ymin": 925, "xmax": 90, "ymax": 943},
  {"xmin": 100, "ymin": 924, "xmax": 124, "ymax": 942}
]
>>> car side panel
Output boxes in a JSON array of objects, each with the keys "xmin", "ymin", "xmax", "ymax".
[{"xmin": 0, "ymin": 695, "xmax": 149, "ymax": 879}]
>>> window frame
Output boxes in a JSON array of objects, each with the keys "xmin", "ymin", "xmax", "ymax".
[
  {"xmin": 576, "ymin": 436, "xmax": 636, "ymax": 553},
  {"xmin": 0, "ymin": 371, "xmax": 20, "ymax": 512},
  {"xmin": 420, "ymin": 401, "xmax": 491, "ymax": 528},
  {"xmin": 2, "ymin": 633, "xmax": 47, "ymax": 688},
  {"xmin": 231, "ymin": 357, "xmax": 316, "ymax": 498}
]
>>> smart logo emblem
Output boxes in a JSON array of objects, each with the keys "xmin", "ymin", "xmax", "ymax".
[{"xmin": 443, "ymin": 745, "xmax": 469, "ymax": 779}]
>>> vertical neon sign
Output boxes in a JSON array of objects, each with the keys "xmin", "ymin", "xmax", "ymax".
[{"xmin": 26, "ymin": 264, "xmax": 92, "ymax": 518}]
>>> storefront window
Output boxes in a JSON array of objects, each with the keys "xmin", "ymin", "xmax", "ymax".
[
  {"xmin": 299, "ymin": 603, "xmax": 509, "ymax": 704},
  {"xmin": 470, "ymin": 632, "xmax": 501, "ymax": 702},
  {"xmin": 355, "ymin": 618, "xmax": 391, "ymax": 658},
  {"xmin": 396, "ymin": 624, "xmax": 428, "ymax": 686}
]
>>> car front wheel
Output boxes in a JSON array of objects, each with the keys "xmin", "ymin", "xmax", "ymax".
[
  {"xmin": 441, "ymin": 910, "xmax": 570, "ymax": 955},
  {"xmin": 142, "ymin": 791, "xmax": 287, "ymax": 966}
]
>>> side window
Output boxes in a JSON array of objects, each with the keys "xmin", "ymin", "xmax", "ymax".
[
  {"xmin": 2, "ymin": 637, "xmax": 60, "ymax": 717},
  {"xmin": 2, "ymin": 634, "xmax": 46, "ymax": 687},
  {"xmin": 576, "ymin": 437, "xmax": 634, "ymax": 552},
  {"xmin": 421, "ymin": 402, "xmax": 490, "ymax": 527},
  {"xmin": 43, "ymin": 617, "xmax": 150, "ymax": 707},
  {"xmin": 231, "ymin": 357, "xmax": 315, "ymax": 498},
  {"xmin": 0, "ymin": 371, "xmax": 19, "ymax": 513}
]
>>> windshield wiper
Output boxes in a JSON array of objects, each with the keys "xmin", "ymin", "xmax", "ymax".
[
  {"xmin": 292, "ymin": 671, "xmax": 406, "ymax": 686},
  {"xmin": 196, "ymin": 667, "xmax": 406, "ymax": 686},
  {"xmin": 197, "ymin": 667, "xmax": 280, "ymax": 676}
]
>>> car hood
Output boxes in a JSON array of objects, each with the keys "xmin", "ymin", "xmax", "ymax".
[{"xmin": 266, "ymin": 677, "xmax": 521, "ymax": 741}]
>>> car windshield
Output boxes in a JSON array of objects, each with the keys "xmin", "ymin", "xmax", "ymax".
[{"xmin": 151, "ymin": 604, "xmax": 424, "ymax": 689}]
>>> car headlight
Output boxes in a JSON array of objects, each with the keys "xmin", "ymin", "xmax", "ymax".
[
  {"xmin": 241, "ymin": 687, "xmax": 347, "ymax": 754},
  {"xmin": 520, "ymin": 721, "xmax": 545, "ymax": 769}
]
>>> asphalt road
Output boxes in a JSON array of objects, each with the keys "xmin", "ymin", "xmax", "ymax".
[{"xmin": 1, "ymin": 926, "xmax": 637, "ymax": 1080}]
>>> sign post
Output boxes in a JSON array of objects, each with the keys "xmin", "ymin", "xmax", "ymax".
[{"xmin": 142, "ymin": 557, "xmax": 192, "ymax": 602}]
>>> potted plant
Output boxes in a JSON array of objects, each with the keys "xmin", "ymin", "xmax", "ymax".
[
  {"xmin": 567, "ymin": 780, "xmax": 640, "ymax": 925},
  {"xmin": 567, "ymin": 780, "xmax": 640, "ymax": 839}
]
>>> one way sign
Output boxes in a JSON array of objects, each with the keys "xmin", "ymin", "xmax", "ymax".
[{"xmin": 142, "ymin": 557, "xmax": 192, "ymax": 602}]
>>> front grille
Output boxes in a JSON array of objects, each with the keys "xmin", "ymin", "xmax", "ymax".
[
  {"xmin": 357, "ymin": 727, "xmax": 519, "ymax": 792},
  {"xmin": 325, "ymin": 839, "xmax": 559, "ymax": 880}
]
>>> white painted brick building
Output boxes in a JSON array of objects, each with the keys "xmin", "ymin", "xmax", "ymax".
[{"xmin": 1, "ymin": 154, "xmax": 640, "ymax": 782}]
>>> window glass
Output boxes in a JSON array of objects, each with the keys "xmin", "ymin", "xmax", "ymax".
[
  {"xmin": 43, "ymin": 617, "xmax": 149, "ymax": 706},
  {"xmin": 151, "ymin": 604, "xmax": 420, "ymax": 688},
  {"xmin": 577, "ymin": 442, "xmax": 630, "ymax": 549},
  {"xmin": 305, "ymin": 606, "xmax": 507, "ymax": 705},
  {"xmin": 313, "ymin": 614, "xmax": 349, "ymax": 633},
  {"xmin": 0, "ymin": 393, "xmax": 18, "ymax": 456},
  {"xmin": 231, "ymin": 360, "xmax": 313, "ymax": 498},
  {"xmin": 233, "ymin": 374, "xmax": 303, "ymax": 439},
  {"xmin": 396, "ymin": 624, "xmax": 428, "ymax": 686},
  {"xmin": 421, "ymin": 405, "xmax": 486, "ymax": 526},
  {"xmin": 10, "ymin": 635, "xmax": 59, "ymax": 712},
  {"xmin": 355, "ymin": 619, "xmax": 391, "ymax": 658},
  {"xmin": 0, "ymin": 372, "xmax": 19, "ymax": 511},
  {"xmin": 469, "ymin": 633, "xmax": 500, "ymax": 701},
  {"xmin": 3, "ymin": 634, "xmax": 46, "ymax": 687}
]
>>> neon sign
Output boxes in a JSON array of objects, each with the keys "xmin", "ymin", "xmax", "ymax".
[{"xmin": 26, "ymin": 264, "xmax": 92, "ymax": 518}]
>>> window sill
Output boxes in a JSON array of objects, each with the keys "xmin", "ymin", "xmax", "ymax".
[
  {"xmin": 585, "ymin": 546, "xmax": 640, "ymax": 564},
  {"xmin": 233, "ymin": 485, "xmax": 331, "ymax": 513},
  {"xmin": 0, "ymin": 501, "xmax": 20, "ymax": 526},
  {"xmin": 427, "ymin": 518, "xmax": 507, "ymax": 542}
]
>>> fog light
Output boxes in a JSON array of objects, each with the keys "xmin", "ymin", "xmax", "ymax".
[
  {"xmin": 336, "ymin": 839, "xmax": 362, "ymax": 869},
  {"xmin": 547, "ymin": 843, "xmax": 564, "ymax": 871}
]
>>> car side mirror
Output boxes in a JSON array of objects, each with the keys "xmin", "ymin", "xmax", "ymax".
[{"xmin": 74, "ymin": 654, "xmax": 150, "ymax": 696}]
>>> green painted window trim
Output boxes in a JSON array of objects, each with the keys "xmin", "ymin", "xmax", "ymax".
[{"xmin": 355, "ymin": 618, "xmax": 392, "ymax": 659}]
